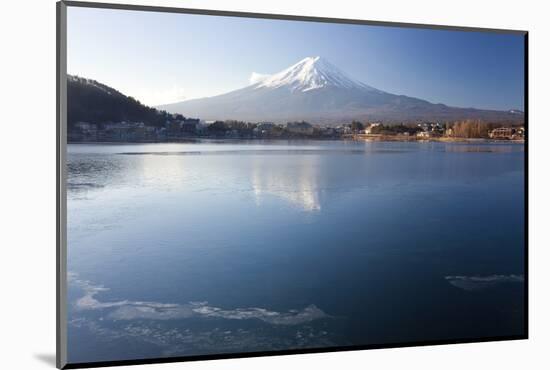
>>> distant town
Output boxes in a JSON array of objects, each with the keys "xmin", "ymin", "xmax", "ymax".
[
  {"xmin": 66, "ymin": 74, "xmax": 525, "ymax": 144},
  {"xmin": 68, "ymin": 115, "xmax": 525, "ymax": 143}
]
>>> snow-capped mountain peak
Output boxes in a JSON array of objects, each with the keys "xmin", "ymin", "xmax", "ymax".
[
  {"xmin": 253, "ymin": 56, "xmax": 375, "ymax": 92},
  {"xmin": 158, "ymin": 56, "xmax": 523, "ymax": 125}
]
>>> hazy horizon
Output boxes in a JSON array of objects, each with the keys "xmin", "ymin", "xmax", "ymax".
[{"xmin": 67, "ymin": 7, "xmax": 524, "ymax": 110}]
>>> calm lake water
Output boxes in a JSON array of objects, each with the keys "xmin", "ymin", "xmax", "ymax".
[{"xmin": 66, "ymin": 140, "xmax": 525, "ymax": 363}]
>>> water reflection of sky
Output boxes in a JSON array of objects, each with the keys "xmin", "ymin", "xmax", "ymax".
[{"xmin": 66, "ymin": 140, "xmax": 525, "ymax": 364}]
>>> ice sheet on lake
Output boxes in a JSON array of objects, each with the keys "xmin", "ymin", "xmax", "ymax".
[
  {"xmin": 69, "ymin": 273, "xmax": 329, "ymax": 325},
  {"xmin": 445, "ymin": 274, "xmax": 524, "ymax": 291}
]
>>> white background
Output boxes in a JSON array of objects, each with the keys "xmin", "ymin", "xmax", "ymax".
[{"xmin": 1, "ymin": 0, "xmax": 548, "ymax": 369}]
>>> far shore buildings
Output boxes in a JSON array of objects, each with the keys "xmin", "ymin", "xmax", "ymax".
[
  {"xmin": 253, "ymin": 122, "xmax": 276, "ymax": 137},
  {"xmin": 102, "ymin": 121, "xmax": 148, "ymax": 141},
  {"xmin": 68, "ymin": 115, "xmax": 525, "ymax": 142},
  {"xmin": 69, "ymin": 121, "xmax": 98, "ymax": 141},
  {"xmin": 416, "ymin": 130, "xmax": 431, "ymax": 138},
  {"xmin": 74, "ymin": 121, "xmax": 98, "ymax": 132},
  {"xmin": 489, "ymin": 126, "xmax": 525, "ymax": 140}
]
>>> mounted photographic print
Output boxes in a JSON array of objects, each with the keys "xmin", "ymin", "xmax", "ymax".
[{"xmin": 56, "ymin": 1, "xmax": 527, "ymax": 368}]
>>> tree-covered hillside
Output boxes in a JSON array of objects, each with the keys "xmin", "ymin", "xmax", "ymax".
[{"xmin": 67, "ymin": 75, "xmax": 173, "ymax": 129}]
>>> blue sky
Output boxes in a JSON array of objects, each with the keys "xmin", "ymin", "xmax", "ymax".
[{"xmin": 67, "ymin": 6, "xmax": 524, "ymax": 110}]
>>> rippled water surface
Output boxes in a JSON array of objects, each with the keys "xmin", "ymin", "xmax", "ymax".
[{"xmin": 67, "ymin": 140, "xmax": 525, "ymax": 363}]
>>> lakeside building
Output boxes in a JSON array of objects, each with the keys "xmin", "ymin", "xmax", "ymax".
[
  {"xmin": 69, "ymin": 121, "xmax": 98, "ymax": 141},
  {"xmin": 74, "ymin": 122, "xmax": 98, "ymax": 132},
  {"xmin": 416, "ymin": 131, "xmax": 432, "ymax": 138},
  {"xmin": 418, "ymin": 122, "xmax": 445, "ymax": 135},
  {"xmin": 100, "ymin": 121, "xmax": 148, "ymax": 141},
  {"xmin": 335, "ymin": 125, "xmax": 352, "ymax": 135},
  {"xmin": 69, "ymin": 121, "xmax": 163, "ymax": 142},
  {"xmin": 259, "ymin": 122, "xmax": 275, "ymax": 130},
  {"xmin": 256, "ymin": 122, "xmax": 276, "ymax": 131},
  {"xmin": 489, "ymin": 127, "xmax": 525, "ymax": 140},
  {"xmin": 253, "ymin": 122, "xmax": 277, "ymax": 137}
]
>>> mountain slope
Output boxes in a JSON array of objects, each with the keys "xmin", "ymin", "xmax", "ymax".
[
  {"xmin": 67, "ymin": 75, "xmax": 172, "ymax": 129},
  {"xmin": 159, "ymin": 56, "xmax": 523, "ymax": 124}
]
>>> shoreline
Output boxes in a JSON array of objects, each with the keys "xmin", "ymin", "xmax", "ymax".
[
  {"xmin": 67, "ymin": 136, "xmax": 525, "ymax": 145},
  {"xmin": 350, "ymin": 134, "xmax": 525, "ymax": 144}
]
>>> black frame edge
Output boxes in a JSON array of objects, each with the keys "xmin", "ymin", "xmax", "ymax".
[{"xmin": 523, "ymin": 32, "xmax": 530, "ymax": 339}]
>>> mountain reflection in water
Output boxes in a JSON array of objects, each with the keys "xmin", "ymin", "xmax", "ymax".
[{"xmin": 251, "ymin": 155, "xmax": 321, "ymax": 211}]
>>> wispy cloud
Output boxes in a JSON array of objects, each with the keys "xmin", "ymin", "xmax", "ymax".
[{"xmin": 249, "ymin": 72, "xmax": 271, "ymax": 85}]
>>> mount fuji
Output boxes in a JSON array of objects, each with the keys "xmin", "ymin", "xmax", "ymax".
[{"xmin": 158, "ymin": 56, "xmax": 522, "ymax": 124}]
